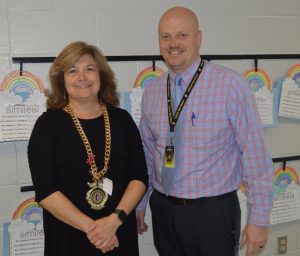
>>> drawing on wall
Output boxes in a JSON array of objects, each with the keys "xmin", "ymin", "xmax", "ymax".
[
  {"xmin": 287, "ymin": 63, "xmax": 300, "ymax": 82},
  {"xmin": 122, "ymin": 66, "xmax": 165, "ymax": 126},
  {"xmin": 278, "ymin": 63, "xmax": 300, "ymax": 120},
  {"xmin": 238, "ymin": 165, "xmax": 300, "ymax": 228},
  {"xmin": 133, "ymin": 67, "xmax": 164, "ymax": 89},
  {"xmin": 274, "ymin": 166, "xmax": 299, "ymax": 188},
  {"xmin": 0, "ymin": 71, "xmax": 47, "ymax": 142},
  {"xmin": 12, "ymin": 197, "xmax": 43, "ymax": 222},
  {"xmin": 244, "ymin": 68, "xmax": 272, "ymax": 92},
  {"xmin": 3, "ymin": 197, "xmax": 44, "ymax": 256},
  {"xmin": 244, "ymin": 68, "xmax": 278, "ymax": 127},
  {"xmin": 271, "ymin": 166, "xmax": 300, "ymax": 225}
]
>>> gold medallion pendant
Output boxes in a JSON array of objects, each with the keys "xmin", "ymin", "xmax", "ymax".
[
  {"xmin": 65, "ymin": 102, "xmax": 112, "ymax": 211},
  {"xmin": 86, "ymin": 179, "xmax": 108, "ymax": 210}
]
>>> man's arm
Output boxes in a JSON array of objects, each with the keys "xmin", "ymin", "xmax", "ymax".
[
  {"xmin": 136, "ymin": 87, "xmax": 156, "ymax": 234},
  {"xmin": 226, "ymin": 75, "xmax": 274, "ymax": 255}
]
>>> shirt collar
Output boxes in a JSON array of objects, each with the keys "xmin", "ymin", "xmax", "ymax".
[{"xmin": 169, "ymin": 57, "xmax": 201, "ymax": 87}]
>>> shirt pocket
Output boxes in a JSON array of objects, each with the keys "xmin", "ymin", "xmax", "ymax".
[{"xmin": 191, "ymin": 111, "xmax": 229, "ymax": 150}]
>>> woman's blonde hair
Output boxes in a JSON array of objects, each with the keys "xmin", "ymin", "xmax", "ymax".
[{"xmin": 47, "ymin": 41, "xmax": 119, "ymax": 109}]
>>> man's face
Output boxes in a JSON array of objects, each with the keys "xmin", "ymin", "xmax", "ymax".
[{"xmin": 159, "ymin": 13, "xmax": 201, "ymax": 74}]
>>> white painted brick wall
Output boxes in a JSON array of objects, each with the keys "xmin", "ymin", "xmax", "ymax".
[{"xmin": 0, "ymin": 1, "xmax": 300, "ymax": 255}]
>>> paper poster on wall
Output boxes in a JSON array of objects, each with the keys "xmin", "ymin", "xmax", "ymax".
[
  {"xmin": 270, "ymin": 166, "xmax": 300, "ymax": 225},
  {"xmin": 121, "ymin": 66, "xmax": 164, "ymax": 125},
  {"xmin": 278, "ymin": 64, "xmax": 300, "ymax": 120},
  {"xmin": 3, "ymin": 197, "xmax": 44, "ymax": 256},
  {"xmin": 237, "ymin": 164, "xmax": 300, "ymax": 229},
  {"xmin": 0, "ymin": 71, "xmax": 47, "ymax": 142},
  {"xmin": 244, "ymin": 68, "xmax": 278, "ymax": 127}
]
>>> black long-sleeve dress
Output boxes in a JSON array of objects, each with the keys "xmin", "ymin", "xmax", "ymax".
[{"xmin": 28, "ymin": 107, "xmax": 148, "ymax": 256}]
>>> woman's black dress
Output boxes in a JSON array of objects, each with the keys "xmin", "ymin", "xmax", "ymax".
[{"xmin": 28, "ymin": 107, "xmax": 148, "ymax": 256}]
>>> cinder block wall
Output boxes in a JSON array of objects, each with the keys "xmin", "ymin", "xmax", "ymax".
[{"xmin": 0, "ymin": 1, "xmax": 300, "ymax": 255}]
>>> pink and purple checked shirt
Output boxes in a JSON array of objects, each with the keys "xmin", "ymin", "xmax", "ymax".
[{"xmin": 138, "ymin": 57, "xmax": 274, "ymax": 227}]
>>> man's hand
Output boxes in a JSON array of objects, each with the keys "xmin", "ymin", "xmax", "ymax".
[
  {"xmin": 240, "ymin": 224, "xmax": 268, "ymax": 256},
  {"xmin": 136, "ymin": 210, "xmax": 148, "ymax": 234}
]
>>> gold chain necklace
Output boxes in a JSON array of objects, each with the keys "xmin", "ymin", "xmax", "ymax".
[{"xmin": 66, "ymin": 102, "xmax": 111, "ymax": 210}]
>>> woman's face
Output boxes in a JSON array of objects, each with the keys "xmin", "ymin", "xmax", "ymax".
[{"xmin": 64, "ymin": 54, "xmax": 100, "ymax": 104}]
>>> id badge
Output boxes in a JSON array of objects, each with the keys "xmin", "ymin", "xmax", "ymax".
[{"xmin": 164, "ymin": 146, "xmax": 175, "ymax": 168}]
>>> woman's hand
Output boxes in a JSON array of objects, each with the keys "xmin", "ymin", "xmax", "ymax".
[
  {"xmin": 87, "ymin": 180, "xmax": 146, "ymax": 252},
  {"xmin": 95, "ymin": 234, "xmax": 119, "ymax": 253},
  {"xmin": 86, "ymin": 214, "xmax": 121, "ymax": 253}
]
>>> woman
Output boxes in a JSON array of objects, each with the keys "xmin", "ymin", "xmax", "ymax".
[{"xmin": 28, "ymin": 41, "xmax": 148, "ymax": 255}]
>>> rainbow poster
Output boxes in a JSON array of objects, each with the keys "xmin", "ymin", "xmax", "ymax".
[
  {"xmin": 0, "ymin": 70, "xmax": 47, "ymax": 142},
  {"xmin": 286, "ymin": 63, "xmax": 300, "ymax": 82},
  {"xmin": 133, "ymin": 67, "xmax": 164, "ymax": 89},
  {"xmin": 271, "ymin": 166, "xmax": 300, "ymax": 225},
  {"xmin": 12, "ymin": 197, "xmax": 43, "ymax": 221},
  {"xmin": 274, "ymin": 166, "xmax": 299, "ymax": 187},
  {"xmin": 244, "ymin": 68, "xmax": 276, "ymax": 127},
  {"xmin": 244, "ymin": 68, "xmax": 272, "ymax": 92},
  {"xmin": 3, "ymin": 197, "xmax": 44, "ymax": 255},
  {"xmin": 0, "ymin": 70, "xmax": 45, "ymax": 103}
]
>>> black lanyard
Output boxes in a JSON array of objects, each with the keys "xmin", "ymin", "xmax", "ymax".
[{"xmin": 167, "ymin": 60, "xmax": 204, "ymax": 132}]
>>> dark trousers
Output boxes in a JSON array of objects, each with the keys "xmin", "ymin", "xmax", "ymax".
[{"xmin": 149, "ymin": 190, "xmax": 241, "ymax": 256}]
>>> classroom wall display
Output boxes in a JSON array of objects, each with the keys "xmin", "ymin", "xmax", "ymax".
[
  {"xmin": 121, "ymin": 66, "xmax": 165, "ymax": 125},
  {"xmin": 0, "ymin": 71, "xmax": 47, "ymax": 142},
  {"xmin": 244, "ymin": 68, "xmax": 279, "ymax": 127},
  {"xmin": 278, "ymin": 64, "xmax": 300, "ymax": 120},
  {"xmin": 0, "ymin": 65, "xmax": 165, "ymax": 140},
  {"xmin": 3, "ymin": 197, "xmax": 44, "ymax": 256},
  {"xmin": 238, "ymin": 164, "xmax": 300, "ymax": 229},
  {"xmin": 271, "ymin": 165, "xmax": 300, "ymax": 225},
  {"xmin": 12, "ymin": 197, "xmax": 43, "ymax": 222},
  {"xmin": 287, "ymin": 64, "xmax": 300, "ymax": 82}
]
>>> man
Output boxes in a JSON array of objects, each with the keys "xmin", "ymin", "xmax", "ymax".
[{"xmin": 136, "ymin": 6, "xmax": 274, "ymax": 256}]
